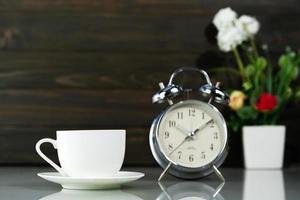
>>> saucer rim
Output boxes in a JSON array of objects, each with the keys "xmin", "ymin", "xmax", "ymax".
[{"xmin": 37, "ymin": 171, "xmax": 145, "ymax": 180}]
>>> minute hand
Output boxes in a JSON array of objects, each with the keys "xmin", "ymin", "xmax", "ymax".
[{"xmin": 192, "ymin": 119, "xmax": 214, "ymax": 136}]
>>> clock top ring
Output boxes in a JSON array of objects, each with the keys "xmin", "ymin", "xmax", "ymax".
[{"xmin": 152, "ymin": 67, "xmax": 229, "ymax": 105}]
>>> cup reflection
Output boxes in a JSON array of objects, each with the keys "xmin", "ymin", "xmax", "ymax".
[
  {"xmin": 157, "ymin": 181, "xmax": 225, "ymax": 200},
  {"xmin": 243, "ymin": 170, "xmax": 285, "ymax": 200},
  {"xmin": 39, "ymin": 189, "xmax": 143, "ymax": 200}
]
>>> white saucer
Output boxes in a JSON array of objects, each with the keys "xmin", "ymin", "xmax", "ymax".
[{"xmin": 38, "ymin": 171, "xmax": 144, "ymax": 190}]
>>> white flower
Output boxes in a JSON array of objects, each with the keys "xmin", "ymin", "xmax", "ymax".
[
  {"xmin": 235, "ymin": 20, "xmax": 248, "ymax": 41},
  {"xmin": 217, "ymin": 26, "xmax": 245, "ymax": 52},
  {"xmin": 213, "ymin": 7, "xmax": 237, "ymax": 31},
  {"xmin": 213, "ymin": 8, "xmax": 260, "ymax": 52},
  {"xmin": 238, "ymin": 15, "xmax": 260, "ymax": 38}
]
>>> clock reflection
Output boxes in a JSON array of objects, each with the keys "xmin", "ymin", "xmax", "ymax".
[
  {"xmin": 157, "ymin": 181, "xmax": 225, "ymax": 200},
  {"xmin": 39, "ymin": 189, "xmax": 144, "ymax": 200}
]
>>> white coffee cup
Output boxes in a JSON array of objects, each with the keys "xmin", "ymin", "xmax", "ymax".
[{"xmin": 36, "ymin": 130, "xmax": 126, "ymax": 178}]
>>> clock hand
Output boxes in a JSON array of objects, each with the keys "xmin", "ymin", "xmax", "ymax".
[
  {"xmin": 169, "ymin": 120, "xmax": 213, "ymax": 159},
  {"xmin": 192, "ymin": 119, "xmax": 214, "ymax": 136},
  {"xmin": 175, "ymin": 124, "xmax": 190, "ymax": 136},
  {"xmin": 169, "ymin": 135, "xmax": 190, "ymax": 156}
]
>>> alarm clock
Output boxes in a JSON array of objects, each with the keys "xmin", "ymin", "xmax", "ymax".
[{"xmin": 149, "ymin": 67, "xmax": 229, "ymax": 181}]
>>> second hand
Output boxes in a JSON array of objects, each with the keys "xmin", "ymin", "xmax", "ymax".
[{"xmin": 169, "ymin": 135, "xmax": 190, "ymax": 156}]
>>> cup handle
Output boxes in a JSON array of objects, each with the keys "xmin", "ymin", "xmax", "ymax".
[{"xmin": 35, "ymin": 138, "xmax": 68, "ymax": 176}]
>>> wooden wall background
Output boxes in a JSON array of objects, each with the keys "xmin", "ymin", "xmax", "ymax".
[{"xmin": 0, "ymin": 0, "xmax": 299, "ymax": 167}]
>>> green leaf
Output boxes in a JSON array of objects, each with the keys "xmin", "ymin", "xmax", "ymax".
[
  {"xmin": 295, "ymin": 87, "xmax": 300, "ymax": 100},
  {"xmin": 251, "ymin": 57, "xmax": 267, "ymax": 89},
  {"xmin": 256, "ymin": 57, "xmax": 267, "ymax": 70},
  {"xmin": 244, "ymin": 64, "xmax": 256, "ymax": 77},
  {"xmin": 292, "ymin": 65, "xmax": 299, "ymax": 79},
  {"xmin": 276, "ymin": 48, "xmax": 300, "ymax": 96},
  {"xmin": 237, "ymin": 106, "xmax": 258, "ymax": 121},
  {"xmin": 231, "ymin": 122, "xmax": 240, "ymax": 132},
  {"xmin": 279, "ymin": 55, "xmax": 290, "ymax": 68},
  {"xmin": 228, "ymin": 115, "xmax": 241, "ymax": 133},
  {"xmin": 243, "ymin": 81, "xmax": 253, "ymax": 91}
]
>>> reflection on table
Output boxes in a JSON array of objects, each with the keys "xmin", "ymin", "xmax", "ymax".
[
  {"xmin": 30, "ymin": 168, "xmax": 291, "ymax": 200},
  {"xmin": 39, "ymin": 180, "xmax": 225, "ymax": 200},
  {"xmin": 39, "ymin": 189, "xmax": 143, "ymax": 200},
  {"xmin": 0, "ymin": 167, "xmax": 297, "ymax": 200},
  {"xmin": 157, "ymin": 181, "xmax": 225, "ymax": 200},
  {"xmin": 243, "ymin": 170, "xmax": 285, "ymax": 200}
]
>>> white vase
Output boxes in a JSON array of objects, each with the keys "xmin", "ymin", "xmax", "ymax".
[{"xmin": 242, "ymin": 125, "xmax": 286, "ymax": 169}]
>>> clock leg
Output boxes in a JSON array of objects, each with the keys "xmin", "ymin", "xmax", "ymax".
[
  {"xmin": 158, "ymin": 162, "xmax": 172, "ymax": 181},
  {"xmin": 213, "ymin": 181, "xmax": 225, "ymax": 198},
  {"xmin": 213, "ymin": 165, "xmax": 225, "ymax": 182},
  {"xmin": 212, "ymin": 165, "xmax": 225, "ymax": 198},
  {"xmin": 158, "ymin": 182, "xmax": 172, "ymax": 200}
]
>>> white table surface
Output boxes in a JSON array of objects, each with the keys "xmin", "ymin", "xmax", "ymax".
[{"xmin": 0, "ymin": 167, "xmax": 299, "ymax": 200}]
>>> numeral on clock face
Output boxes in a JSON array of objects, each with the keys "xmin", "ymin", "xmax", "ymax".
[
  {"xmin": 210, "ymin": 143, "xmax": 214, "ymax": 151},
  {"xmin": 189, "ymin": 108, "xmax": 195, "ymax": 117},
  {"xmin": 164, "ymin": 131, "xmax": 169, "ymax": 139},
  {"xmin": 213, "ymin": 132, "xmax": 218, "ymax": 139},
  {"xmin": 168, "ymin": 120, "xmax": 176, "ymax": 127},
  {"xmin": 201, "ymin": 152, "xmax": 206, "ymax": 159},
  {"xmin": 177, "ymin": 112, "xmax": 183, "ymax": 119},
  {"xmin": 189, "ymin": 154, "xmax": 194, "ymax": 162},
  {"xmin": 178, "ymin": 151, "xmax": 182, "ymax": 159}
]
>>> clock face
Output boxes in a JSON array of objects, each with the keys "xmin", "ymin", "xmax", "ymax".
[{"xmin": 157, "ymin": 101, "xmax": 226, "ymax": 168}]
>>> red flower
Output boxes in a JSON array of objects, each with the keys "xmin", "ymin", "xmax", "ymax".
[{"xmin": 255, "ymin": 93, "xmax": 277, "ymax": 112}]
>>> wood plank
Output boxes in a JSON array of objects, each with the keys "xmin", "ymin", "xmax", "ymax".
[
  {"xmin": 0, "ymin": 126, "xmax": 155, "ymax": 165},
  {"xmin": 0, "ymin": 89, "xmax": 160, "ymax": 127},
  {"xmin": 0, "ymin": 0, "xmax": 298, "ymax": 14},
  {"xmin": 0, "ymin": 52, "xmax": 199, "ymax": 89},
  {"xmin": 0, "ymin": 13, "xmax": 212, "ymax": 52},
  {"xmin": 0, "ymin": 51, "xmax": 240, "ymax": 90},
  {"xmin": 5, "ymin": 89, "xmax": 300, "ymax": 128},
  {"xmin": 0, "ymin": 13, "xmax": 297, "ymax": 52}
]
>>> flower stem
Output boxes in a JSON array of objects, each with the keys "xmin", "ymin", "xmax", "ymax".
[
  {"xmin": 250, "ymin": 37, "xmax": 259, "ymax": 58},
  {"xmin": 241, "ymin": 44, "xmax": 255, "ymax": 64},
  {"xmin": 232, "ymin": 47, "xmax": 246, "ymax": 81},
  {"xmin": 264, "ymin": 46, "xmax": 273, "ymax": 93},
  {"xmin": 262, "ymin": 112, "xmax": 268, "ymax": 125}
]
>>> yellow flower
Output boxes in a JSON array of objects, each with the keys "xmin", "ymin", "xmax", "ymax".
[{"xmin": 229, "ymin": 90, "xmax": 246, "ymax": 111}]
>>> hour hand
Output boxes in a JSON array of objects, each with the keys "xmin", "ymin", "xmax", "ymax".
[{"xmin": 175, "ymin": 124, "xmax": 190, "ymax": 136}]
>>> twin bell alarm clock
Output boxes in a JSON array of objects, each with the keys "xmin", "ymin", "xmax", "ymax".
[{"xmin": 149, "ymin": 67, "xmax": 230, "ymax": 181}]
